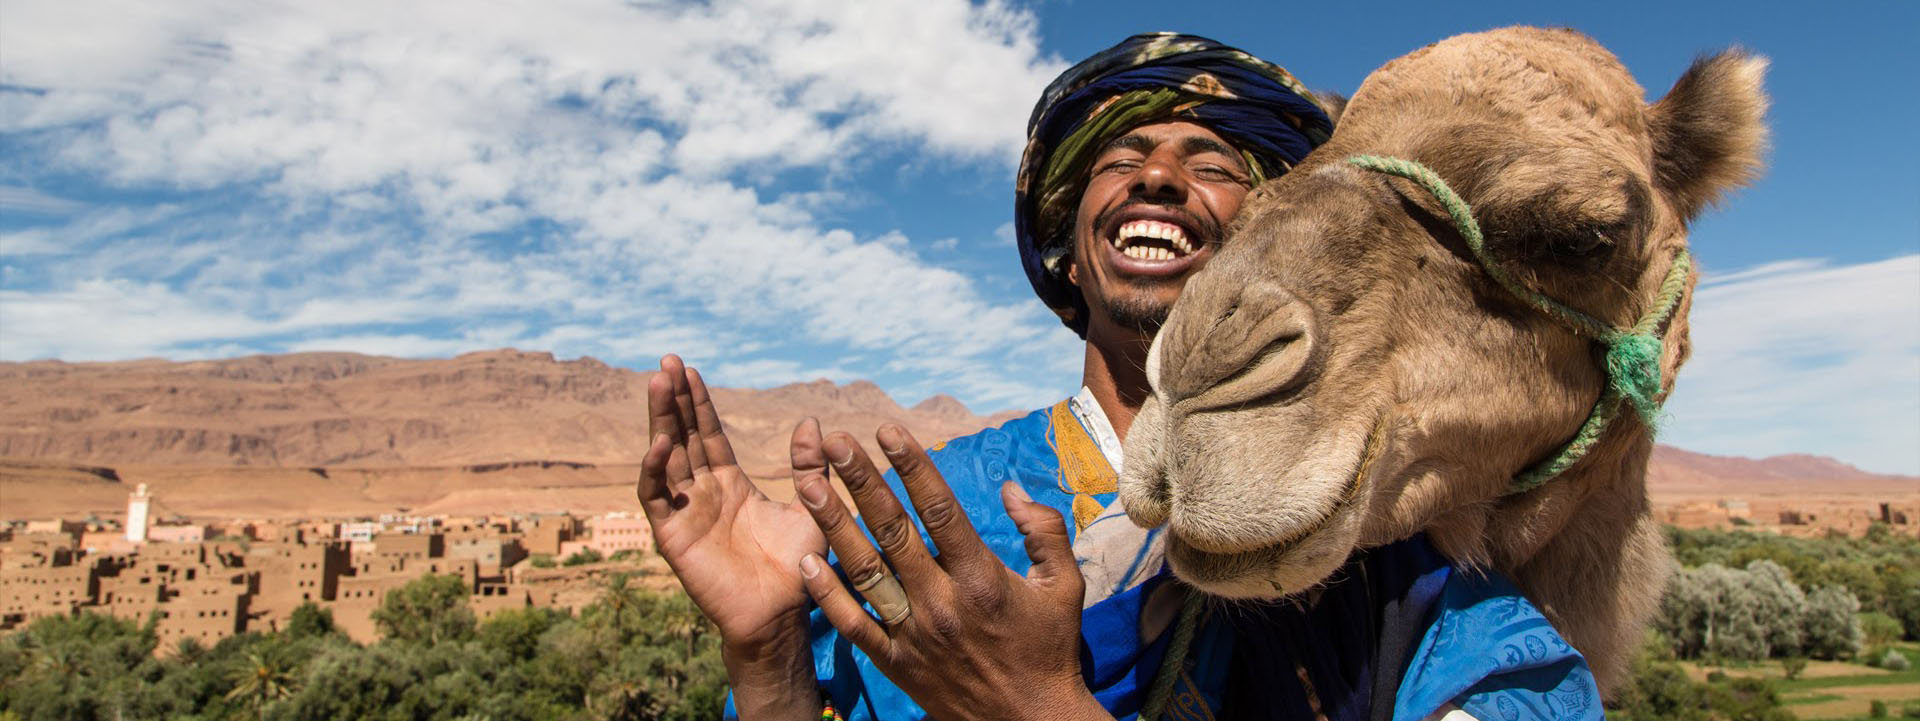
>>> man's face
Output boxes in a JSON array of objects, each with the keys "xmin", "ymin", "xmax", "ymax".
[{"xmin": 1067, "ymin": 120, "xmax": 1252, "ymax": 334}]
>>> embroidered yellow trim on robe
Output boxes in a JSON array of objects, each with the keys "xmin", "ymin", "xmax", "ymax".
[{"xmin": 1045, "ymin": 399, "xmax": 1118, "ymax": 531}]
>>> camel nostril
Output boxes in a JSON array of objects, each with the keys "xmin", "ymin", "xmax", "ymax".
[
  {"xmin": 1123, "ymin": 468, "xmax": 1172, "ymax": 528},
  {"xmin": 1119, "ymin": 394, "xmax": 1174, "ymax": 528},
  {"xmin": 1161, "ymin": 281, "xmax": 1321, "ymax": 406}
]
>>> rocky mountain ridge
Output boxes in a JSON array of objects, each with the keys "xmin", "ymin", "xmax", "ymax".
[
  {"xmin": 0, "ymin": 350, "xmax": 1013, "ymax": 473},
  {"xmin": 1, "ymin": 349, "xmax": 1908, "ymax": 487}
]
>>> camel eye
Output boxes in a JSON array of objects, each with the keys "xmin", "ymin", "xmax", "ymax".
[{"xmin": 1550, "ymin": 226, "xmax": 1614, "ymax": 258}]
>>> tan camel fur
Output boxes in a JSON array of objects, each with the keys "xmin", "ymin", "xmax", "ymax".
[{"xmin": 1116, "ymin": 27, "xmax": 1768, "ymax": 695}]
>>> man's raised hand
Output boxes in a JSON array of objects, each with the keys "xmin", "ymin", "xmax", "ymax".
[
  {"xmin": 636, "ymin": 355, "xmax": 824, "ymax": 718},
  {"xmin": 790, "ymin": 422, "xmax": 1110, "ymax": 721}
]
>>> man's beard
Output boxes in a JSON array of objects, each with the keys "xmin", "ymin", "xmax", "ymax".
[
  {"xmin": 1088, "ymin": 200, "xmax": 1219, "ymax": 336},
  {"xmin": 1105, "ymin": 290, "xmax": 1172, "ymax": 334}
]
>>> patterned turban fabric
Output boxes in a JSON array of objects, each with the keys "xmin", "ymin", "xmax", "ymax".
[{"xmin": 1015, "ymin": 32, "xmax": 1335, "ymax": 336}]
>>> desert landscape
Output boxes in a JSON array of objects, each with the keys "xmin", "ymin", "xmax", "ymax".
[
  {"xmin": 0, "ymin": 348, "xmax": 1911, "ymax": 533},
  {"xmin": 0, "ymin": 349, "xmax": 1022, "ymax": 521}
]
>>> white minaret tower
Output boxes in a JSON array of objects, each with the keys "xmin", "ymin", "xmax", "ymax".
[{"xmin": 126, "ymin": 483, "xmax": 152, "ymax": 544}]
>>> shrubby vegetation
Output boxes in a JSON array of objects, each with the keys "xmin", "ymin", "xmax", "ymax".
[
  {"xmin": 1657, "ymin": 559, "xmax": 1864, "ymax": 660},
  {"xmin": 0, "ymin": 573, "xmax": 724, "ymax": 721},
  {"xmin": 562, "ymin": 548, "xmax": 606, "ymax": 567},
  {"xmin": 1607, "ymin": 635, "xmax": 1796, "ymax": 721},
  {"xmin": 1605, "ymin": 524, "xmax": 1920, "ymax": 716},
  {"xmin": 1666, "ymin": 523, "xmax": 1920, "ymax": 641},
  {"xmin": 11, "ymin": 525, "xmax": 1911, "ymax": 719}
]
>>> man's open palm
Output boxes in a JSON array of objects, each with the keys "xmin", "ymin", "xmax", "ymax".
[{"xmin": 637, "ymin": 355, "xmax": 825, "ymax": 652}]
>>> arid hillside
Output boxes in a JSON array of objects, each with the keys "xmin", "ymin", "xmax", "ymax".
[
  {"xmin": 0, "ymin": 350, "xmax": 1911, "ymax": 524},
  {"xmin": 0, "ymin": 349, "xmax": 1014, "ymax": 473}
]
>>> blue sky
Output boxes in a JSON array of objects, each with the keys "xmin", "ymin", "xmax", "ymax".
[{"xmin": 1, "ymin": 0, "xmax": 1915, "ymax": 473}]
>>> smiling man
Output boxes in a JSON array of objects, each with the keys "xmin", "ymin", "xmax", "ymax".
[
  {"xmin": 638, "ymin": 33, "xmax": 1337, "ymax": 719},
  {"xmin": 1064, "ymin": 119, "xmax": 1253, "ymax": 443}
]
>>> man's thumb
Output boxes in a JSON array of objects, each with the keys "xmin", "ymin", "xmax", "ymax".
[{"xmin": 1001, "ymin": 482, "xmax": 1083, "ymax": 600}]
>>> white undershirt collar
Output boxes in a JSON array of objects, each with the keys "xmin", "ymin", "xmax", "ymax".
[{"xmin": 1066, "ymin": 385, "xmax": 1126, "ymax": 475}]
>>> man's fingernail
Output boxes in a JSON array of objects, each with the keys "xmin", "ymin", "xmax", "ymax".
[
  {"xmin": 797, "ymin": 476, "xmax": 829, "ymax": 509},
  {"xmin": 876, "ymin": 425, "xmax": 906, "ymax": 453},
  {"xmin": 800, "ymin": 554, "xmax": 822, "ymax": 578},
  {"xmin": 1005, "ymin": 482, "xmax": 1032, "ymax": 503},
  {"xmin": 825, "ymin": 436, "xmax": 853, "ymax": 466}
]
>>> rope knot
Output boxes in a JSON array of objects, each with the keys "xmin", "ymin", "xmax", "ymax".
[{"xmin": 1606, "ymin": 332, "xmax": 1665, "ymax": 429}]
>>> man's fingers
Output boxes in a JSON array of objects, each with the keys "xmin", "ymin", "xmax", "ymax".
[
  {"xmin": 685, "ymin": 367, "xmax": 740, "ymax": 468},
  {"xmin": 799, "ymin": 554, "xmax": 891, "ymax": 660},
  {"xmin": 1002, "ymin": 482, "xmax": 1084, "ymax": 604},
  {"xmin": 636, "ymin": 433, "xmax": 678, "ymax": 520},
  {"xmin": 877, "ymin": 424, "xmax": 993, "ymax": 580},
  {"xmin": 792, "ymin": 421, "xmax": 900, "ymax": 607},
  {"xmin": 824, "ymin": 432, "xmax": 941, "ymax": 586},
  {"xmin": 660, "ymin": 355, "xmax": 710, "ymax": 473},
  {"xmin": 644, "ymin": 372, "xmax": 696, "ymax": 491},
  {"xmin": 646, "ymin": 362, "xmax": 683, "ymax": 440},
  {"xmin": 790, "ymin": 418, "xmax": 829, "ymax": 488}
]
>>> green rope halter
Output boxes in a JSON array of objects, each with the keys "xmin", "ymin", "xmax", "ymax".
[
  {"xmin": 1345, "ymin": 155, "xmax": 1693, "ymax": 494},
  {"xmin": 1139, "ymin": 587, "xmax": 1205, "ymax": 721}
]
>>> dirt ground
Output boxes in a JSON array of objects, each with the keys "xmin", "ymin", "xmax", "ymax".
[
  {"xmin": 1685, "ymin": 660, "xmax": 1893, "ymax": 682},
  {"xmin": 1788, "ymin": 682, "xmax": 1920, "ymax": 719}
]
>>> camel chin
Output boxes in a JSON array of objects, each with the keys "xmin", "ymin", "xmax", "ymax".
[{"xmin": 1120, "ymin": 389, "xmax": 1385, "ymax": 600}]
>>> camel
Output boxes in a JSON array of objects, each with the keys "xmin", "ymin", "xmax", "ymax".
[{"xmin": 1115, "ymin": 26, "xmax": 1768, "ymax": 695}]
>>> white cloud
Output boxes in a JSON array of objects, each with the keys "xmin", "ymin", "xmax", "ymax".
[
  {"xmin": 708, "ymin": 358, "xmax": 859, "ymax": 389},
  {"xmin": 281, "ymin": 333, "xmax": 497, "ymax": 360},
  {"xmin": 0, "ymin": 0, "xmax": 1079, "ymax": 411},
  {"xmin": 994, "ymin": 221, "xmax": 1017, "ymax": 246},
  {"xmin": 0, "ymin": 186, "xmax": 85, "ymax": 216},
  {"xmin": 1663, "ymin": 254, "xmax": 1920, "ymax": 474},
  {"xmin": 0, "ymin": 279, "xmax": 273, "ymax": 359}
]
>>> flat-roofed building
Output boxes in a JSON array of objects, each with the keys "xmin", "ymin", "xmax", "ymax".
[
  {"xmin": 522, "ymin": 515, "xmax": 577, "ymax": 556},
  {"xmin": 372, "ymin": 532, "xmax": 442, "ymax": 561},
  {"xmin": 0, "ymin": 558, "xmax": 97, "ymax": 628},
  {"xmin": 79, "ymin": 530, "xmax": 136, "ymax": 555},
  {"xmin": 583, "ymin": 513, "xmax": 652, "ymax": 557},
  {"xmin": 248, "ymin": 540, "xmax": 350, "ymax": 624},
  {"xmin": 24, "ymin": 519, "xmax": 85, "ymax": 539},
  {"xmin": 147, "ymin": 524, "xmax": 213, "ymax": 545},
  {"xmin": 155, "ymin": 582, "xmax": 249, "ymax": 650},
  {"xmin": 448, "ymin": 537, "xmax": 525, "ymax": 575}
]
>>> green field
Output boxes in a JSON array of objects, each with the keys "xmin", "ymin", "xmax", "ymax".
[{"xmin": 1681, "ymin": 645, "xmax": 1920, "ymax": 720}]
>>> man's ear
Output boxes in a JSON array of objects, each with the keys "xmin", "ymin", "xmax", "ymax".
[
  {"xmin": 1648, "ymin": 50, "xmax": 1769, "ymax": 221},
  {"xmin": 1065, "ymin": 255, "xmax": 1080, "ymax": 286},
  {"xmin": 1312, "ymin": 91, "xmax": 1348, "ymax": 127}
]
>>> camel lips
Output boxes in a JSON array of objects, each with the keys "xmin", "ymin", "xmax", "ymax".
[{"xmin": 1111, "ymin": 219, "xmax": 1195, "ymax": 261}]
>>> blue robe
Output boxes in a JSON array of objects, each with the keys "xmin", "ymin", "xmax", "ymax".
[{"xmin": 726, "ymin": 404, "xmax": 1601, "ymax": 721}]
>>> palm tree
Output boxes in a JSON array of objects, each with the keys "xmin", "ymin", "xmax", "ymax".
[
  {"xmin": 225, "ymin": 650, "xmax": 296, "ymax": 721},
  {"xmin": 593, "ymin": 572, "xmax": 646, "ymax": 639},
  {"xmin": 26, "ymin": 641, "xmax": 84, "ymax": 680}
]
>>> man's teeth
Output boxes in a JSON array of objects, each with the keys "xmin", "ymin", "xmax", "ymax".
[
  {"xmin": 1124, "ymin": 246, "xmax": 1176, "ymax": 260},
  {"xmin": 1112, "ymin": 219, "xmax": 1195, "ymax": 260}
]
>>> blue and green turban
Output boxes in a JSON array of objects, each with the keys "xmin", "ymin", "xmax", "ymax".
[{"xmin": 1015, "ymin": 32, "xmax": 1335, "ymax": 337}]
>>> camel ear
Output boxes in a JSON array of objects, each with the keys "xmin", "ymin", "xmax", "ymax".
[
  {"xmin": 1312, "ymin": 91, "xmax": 1349, "ymax": 127},
  {"xmin": 1648, "ymin": 50, "xmax": 1770, "ymax": 221}
]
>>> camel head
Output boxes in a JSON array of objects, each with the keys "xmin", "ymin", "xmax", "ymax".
[{"xmin": 1117, "ymin": 27, "xmax": 1767, "ymax": 691}]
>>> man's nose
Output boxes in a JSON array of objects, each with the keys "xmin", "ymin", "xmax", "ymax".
[{"xmin": 1130, "ymin": 154, "xmax": 1189, "ymax": 201}]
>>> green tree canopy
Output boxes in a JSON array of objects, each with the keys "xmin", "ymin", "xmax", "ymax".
[{"xmin": 371, "ymin": 573, "xmax": 478, "ymax": 645}]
